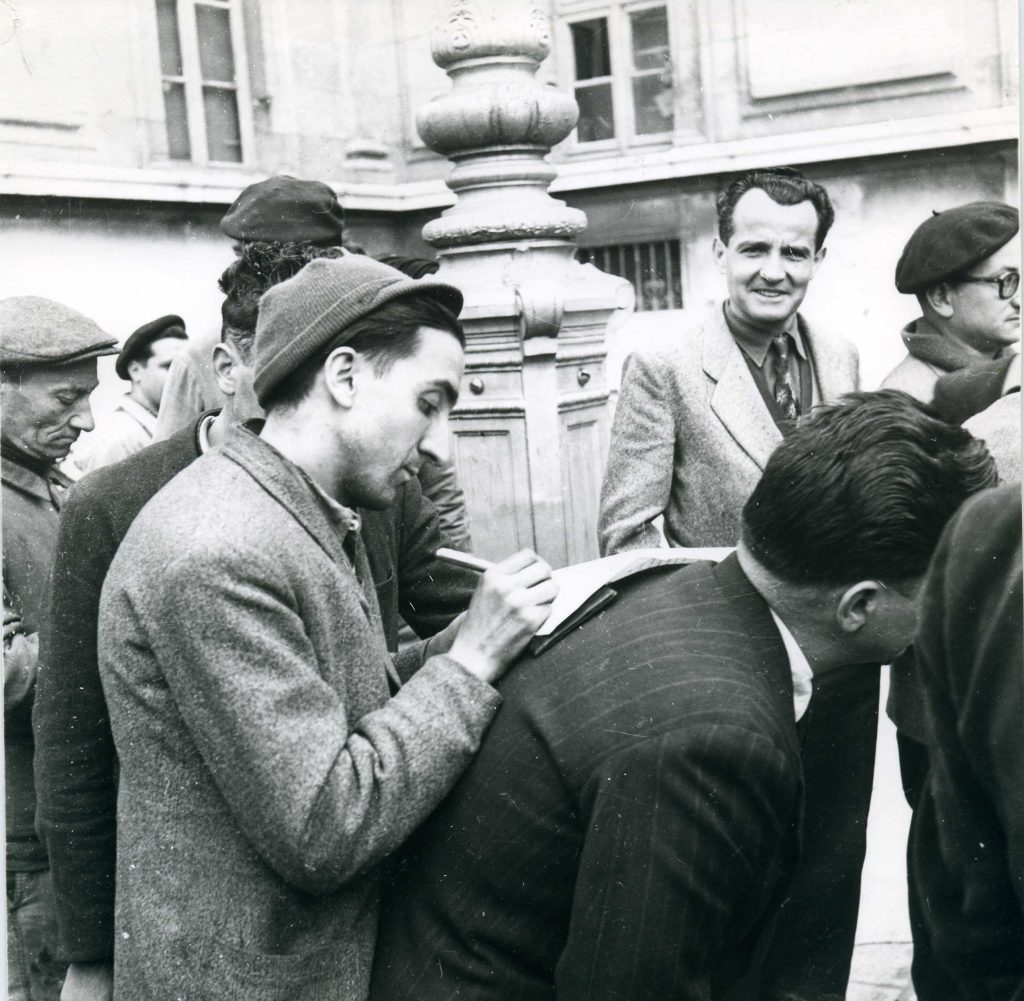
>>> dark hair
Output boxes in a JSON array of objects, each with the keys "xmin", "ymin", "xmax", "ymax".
[
  {"xmin": 218, "ymin": 242, "xmax": 346, "ymax": 362},
  {"xmin": 262, "ymin": 293, "xmax": 465, "ymax": 413},
  {"xmin": 716, "ymin": 167, "xmax": 835, "ymax": 249},
  {"xmin": 741, "ymin": 390, "xmax": 997, "ymax": 585}
]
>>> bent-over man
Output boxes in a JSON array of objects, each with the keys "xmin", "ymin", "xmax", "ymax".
[{"xmin": 372, "ymin": 391, "xmax": 995, "ymax": 1001}]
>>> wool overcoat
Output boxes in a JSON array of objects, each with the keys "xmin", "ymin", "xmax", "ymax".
[{"xmin": 98, "ymin": 428, "xmax": 499, "ymax": 1001}]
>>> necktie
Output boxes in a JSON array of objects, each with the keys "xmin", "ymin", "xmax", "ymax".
[{"xmin": 771, "ymin": 333, "xmax": 798, "ymax": 420}]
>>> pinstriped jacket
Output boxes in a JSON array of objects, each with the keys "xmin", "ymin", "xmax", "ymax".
[{"xmin": 371, "ymin": 554, "xmax": 803, "ymax": 1001}]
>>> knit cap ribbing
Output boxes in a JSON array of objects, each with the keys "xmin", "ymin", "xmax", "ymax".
[{"xmin": 253, "ymin": 255, "xmax": 463, "ymax": 405}]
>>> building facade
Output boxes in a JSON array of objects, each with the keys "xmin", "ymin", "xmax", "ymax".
[{"xmin": 1, "ymin": 0, "xmax": 1018, "ymax": 403}]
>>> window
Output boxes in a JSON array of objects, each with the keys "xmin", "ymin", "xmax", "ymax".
[
  {"xmin": 577, "ymin": 240, "xmax": 682, "ymax": 311},
  {"xmin": 567, "ymin": 4, "xmax": 675, "ymax": 145},
  {"xmin": 155, "ymin": 0, "xmax": 251, "ymax": 163}
]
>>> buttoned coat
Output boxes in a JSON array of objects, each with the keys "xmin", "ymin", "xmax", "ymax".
[
  {"xmin": 97, "ymin": 428, "xmax": 499, "ymax": 1001},
  {"xmin": 598, "ymin": 305, "xmax": 859, "ymax": 553}
]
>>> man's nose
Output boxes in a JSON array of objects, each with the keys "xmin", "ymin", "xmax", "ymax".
[
  {"xmin": 420, "ymin": 413, "xmax": 452, "ymax": 465},
  {"xmin": 69, "ymin": 398, "xmax": 96, "ymax": 433},
  {"xmin": 758, "ymin": 252, "xmax": 785, "ymax": 282}
]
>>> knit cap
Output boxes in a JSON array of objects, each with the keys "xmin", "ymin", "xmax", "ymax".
[
  {"xmin": 0, "ymin": 297, "xmax": 118, "ymax": 368},
  {"xmin": 253, "ymin": 254, "xmax": 463, "ymax": 405},
  {"xmin": 895, "ymin": 201, "xmax": 1019, "ymax": 294}
]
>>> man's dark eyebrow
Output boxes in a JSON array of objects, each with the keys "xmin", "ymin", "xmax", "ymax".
[
  {"xmin": 736, "ymin": 239, "xmax": 770, "ymax": 251},
  {"xmin": 424, "ymin": 378, "xmax": 459, "ymax": 407}
]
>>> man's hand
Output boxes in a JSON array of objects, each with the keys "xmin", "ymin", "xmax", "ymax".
[
  {"xmin": 448, "ymin": 549, "xmax": 557, "ymax": 685},
  {"xmin": 61, "ymin": 960, "xmax": 113, "ymax": 1001}
]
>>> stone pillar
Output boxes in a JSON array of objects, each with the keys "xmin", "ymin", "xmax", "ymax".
[{"xmin": 418, "ymin": 0, "xmax": 632, "ymax": 567}]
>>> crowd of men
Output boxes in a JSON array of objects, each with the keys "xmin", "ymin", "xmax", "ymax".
[{"xmin": 2, "ymin": 168, "xmax": 1020, "ymax": 1001}]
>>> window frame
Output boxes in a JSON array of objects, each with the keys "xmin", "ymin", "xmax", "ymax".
[
  {"xmin": 156, "ymin": 0, "xmax": 256, "ymax": 166},
  {"xmin": 561, "ymin": 0, "xmax": 678, "ymax": 151}
]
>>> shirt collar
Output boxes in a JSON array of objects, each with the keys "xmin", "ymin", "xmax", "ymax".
[
  {"xmin": 723, "ymin": 302, "xmax": 807, "ymax": 368},
  {"xmin": 769, "ymin": 608, "xmax": 813, "ymax": 722},
  {"xmin": 1, "ymin": 454, "xmax": 72, "ymax": 505},
  {"xmin": 117, "ymin": 394, "xmax": 159, "ymax": 436}
]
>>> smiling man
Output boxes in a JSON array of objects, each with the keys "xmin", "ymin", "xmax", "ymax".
[
  {"xmin": 97, "ymin": 255, "xmax": 556, "ymax": 1001},
  {"xmin": 0, "ymin": 296, "xmax": 117, "ymax": 1001},
  {"xmin": 599, "ymin": 166, "xmax": 857, "ymax": 554},
  {"xmin": 598, "ymin": 167, "xmax": 864, "ymax": 1000}
]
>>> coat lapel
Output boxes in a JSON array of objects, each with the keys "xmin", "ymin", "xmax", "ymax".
[
  {"xmin": 220, "ymin": 427, "xmax": 352, "ymax": 570},
  {"xmin": 801, "ymin": 318, "xmax": 854, "ymax": 402},
  {"xmin": 703, "ymin": 307, "xmax": 782, "ymax": 470}
]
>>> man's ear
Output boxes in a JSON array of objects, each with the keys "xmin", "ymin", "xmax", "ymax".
[
  {"xmin": 923, "ymin": 282, "xmax": 955, "ymax": 318},
  {"xmin": 811, "ymin": 245, "xmax": 827, "ymax": 272},
  {"xmin": 712, "ymin": 236, "xmax": 727, "ymax": 275},
  {"xmin": 211, "ymin": 343, "xmax": 236, "ymax": 397},
  {"xmin": 322, "ymin": 346, "xmax": 359, "ymax": 409},
  {"xmin": 835, "ymin": 580, "xmax": 882, "ymax": 635},
  {"xmin": 126, "ymin": 358, "xmax": 144, "ymax": 383}
]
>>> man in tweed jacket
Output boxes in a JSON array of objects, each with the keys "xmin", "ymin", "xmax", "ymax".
[
  {"xmin": 97, "ymin": 256, "xmax": 556, "ymax": 1001},
  {"xmin": 599, "ymin": 167, "xmax": 858, "ymax": 555}
]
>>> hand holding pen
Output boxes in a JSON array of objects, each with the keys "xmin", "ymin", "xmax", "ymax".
[{"xmin": 436, "ymin": 548, "xmax": 558, "ymax": 684}]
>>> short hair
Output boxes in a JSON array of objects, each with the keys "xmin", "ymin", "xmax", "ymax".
[
  {"xmin": 716, "ymin": 167, "xmax": 835, "ymax": 249},
  {"xmin": 741, "ymin": 390, "xmax": 997, "ymax": 585},
  {"xmin": 262, "ymin": 293, "xmax": 465, "ymax": 413},
  {"xmin": 218, "ymin": 241, "xmax": 345, "ymax": 362}
]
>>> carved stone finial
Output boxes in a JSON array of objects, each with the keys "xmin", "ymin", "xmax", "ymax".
[{"xmin": 417, "ymin": 0, "xmax": 586, "ymax": 249}]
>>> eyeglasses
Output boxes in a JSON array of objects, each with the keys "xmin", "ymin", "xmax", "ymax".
[{"xmin": 956, "ymin": 270, "xmax": 1020, "ymax": 300}]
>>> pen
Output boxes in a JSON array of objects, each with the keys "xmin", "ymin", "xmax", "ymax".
[{"xmin": 434, "ymin": 547, "xmax": 495, "ymax": 573}]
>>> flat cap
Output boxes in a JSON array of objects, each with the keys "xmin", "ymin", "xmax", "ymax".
[
  {"xmin": 220, "ymin": 176, "xmax": 345, "ymax": 246},
  {"xmin": 895, "ymin": 201, "xmax": 1019, "ymax": 294},
  {"xmin": 253, "ymin": 254, "xmax": 463, "ymax": 406},
  {"xmin": 0, "ymin": 296, "xmax": 118, "ymax": 368},
  {"xmin": 116, "ymin": 314, "xmax": 188, "ymax": 380}
]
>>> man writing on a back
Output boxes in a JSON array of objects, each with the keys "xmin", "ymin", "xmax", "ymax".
[{"xmin": 96, "ymin": 256, "xmax": 556, "ymax": 1001}]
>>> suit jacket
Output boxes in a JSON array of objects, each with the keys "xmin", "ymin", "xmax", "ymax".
[
  {"xmin": 371, "ymin": 555, "xmax": 803, "ymax": 1001},
  {"xmin": 34, "ymin": 418, "xmax": 476, "ymax": 963},
  {"xmin": 599, "ymin": 305, "xmax": 859, "ymax": 553},
  {"xmin": 909, "ymin": 486, "xmax": 1023, "ymax": 1001}
]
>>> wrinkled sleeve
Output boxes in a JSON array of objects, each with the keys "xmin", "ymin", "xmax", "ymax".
[
  {"xmin": 598, "ymin": 349, "xmax": 675, "ymax": 554},
  {"xmin": 127, "ymin": 545, "xmax": 501, "ymax": 895},
  {"xmin": 33, "ymin": 488, "xmax": 120, "ymax": 961}
]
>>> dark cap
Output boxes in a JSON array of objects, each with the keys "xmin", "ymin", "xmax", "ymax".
[
  {"xmin": 253, "ymin": 254, "xmax": 463, "ymax": 406},
  {"xmin": 895, "ymin": 201, "xmax": 1019, "ymax": 294},
  {"xmin": 115, "ymin": 315, "xmax": 188, "ymax": 380},
  {"xmin": 0, "ymin": 296, "xmax": 118, "ymax": 369},
  {"xmin": 220, "ymin": 176, "xmax": 345, "ymax": 246}
]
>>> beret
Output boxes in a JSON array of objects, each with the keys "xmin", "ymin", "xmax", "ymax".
[
  {"xmin": 116, "ymin": 315, "xmax": 188, "ymax": 380},
  {"xmin": 895, "ymin": 201, "xmax": 1019, "ymax": 294},
  {"xmin": 0, "ymin": 296, "xmax": 118, "ymax": 368},
  {"xmin": 253, "ymin": 254, "xmax": 463, "ymax": 406},
  {"xmin": 220, "ymin": 176, "xmax": 344, "ymax": 246}
]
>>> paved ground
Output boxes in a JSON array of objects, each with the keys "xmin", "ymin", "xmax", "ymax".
[{"xmin": 847, "ymin": 670, "xmax": 917, "ymax": 1001}]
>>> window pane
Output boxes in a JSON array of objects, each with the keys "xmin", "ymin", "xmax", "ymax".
[
  {"xmin": 155, "ymin": 0, "xmax": 183, "ymax": 77},
  {"xmin": 633, "ymin": 75, "xmax": 673, "ymax": 134},
  {"xmin": 162, "ymin": 81, "xmax": 191, "ymax": 159},
  {"xmin": 630, "ymin": 7, "xmax": 669, "ymax": 71},
  {"xmin": 203, "ymin": 86, "xmax": 242, "ymax": 161},
  {"xmin": 575, "ymin": 82, "xmax": 614, "ymax": 142},
  {"xmin": 570, "ymin": 19, "xmax": 611, "ymax": 80},
  {"xmin": 196, "ymin": 4, "xmax": 235, "ymax": 82}
]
